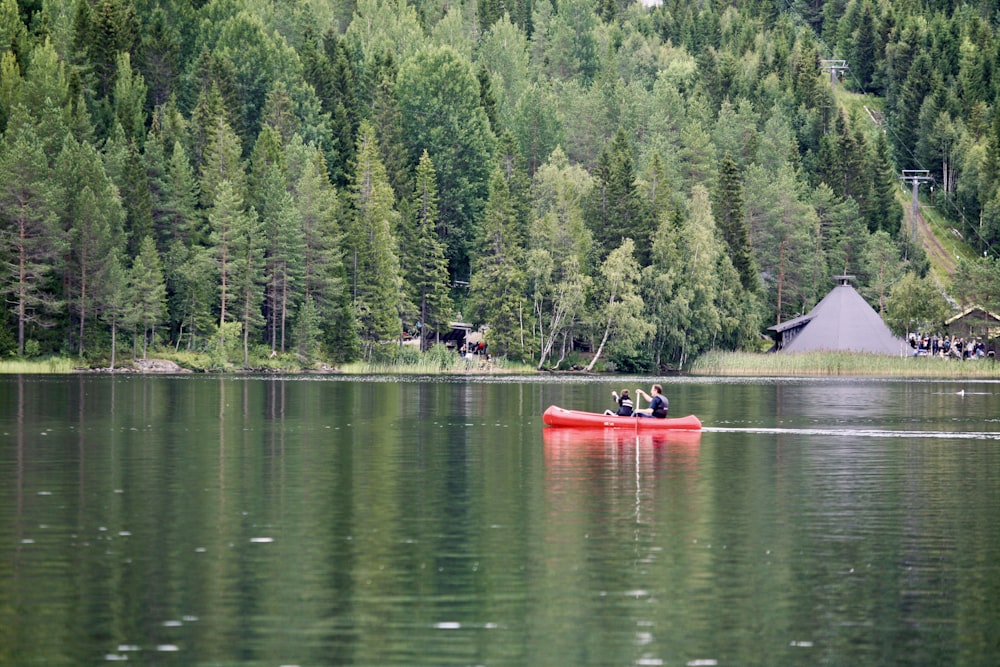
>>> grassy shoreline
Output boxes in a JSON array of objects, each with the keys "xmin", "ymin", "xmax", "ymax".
[
  {"xmin": 5, "ymin": 349, "xmax": 1000, "ymax": 379},
  {"xmin": 0, "ymin": 350, "xmax": 539, "ymax": 375},
  {"xmin": 689, "ymin": 350, "xmax": 1000, "ymax": 378}
]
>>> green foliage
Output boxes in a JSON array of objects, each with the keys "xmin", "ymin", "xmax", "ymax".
[
  {"xmin": 607, "ymin": 347, "xmax": 655, "ymax": 374},
  {"xmin": 0, "ymin": 121, "xmax": 66, "ymax": 356},
  {"xmin": 404, "ymin": 151, "xmax": 452, "ymax": 351},
  {"xmin": 209, "ymin": 320, "xmax": 243, "ymax": 369},
  {"xmin": 292, "ymin": 293, "xmax": 321, "ymax": 363},
  {"xmin": 22, "ymin": 338, "xmax": 40, "ymax": 358},
  {"xmin": 885, "ymin": 271, "xmax": 951, "ymax": 335},
  {"xmin": 128, "ymin": 236, "xmax": 167, "ymax": 358},
  {"xmin": 347, "ymin": 120, "xmax": 403, "ymax": 354},
  {"xmin": 469, "ymin": 168, "xmax": 528, "ymax": 359},
  {"xmin": 425, "ymin": 342, "xmax": 456, "ymax": 370},
  {"xmin": 586, "ymin": 237, "xmax": 652, "ymax": 371},
  {"xmin": 3, "ymin": 0, "xmax": 1000, "ymax": 372},
  {"xmin": 396, "ymin": 45, "xmax": 496, "ymax": 281},
  {"xmin": 714, "ymin": 152, "xmax": 757, "ymax": 291}
]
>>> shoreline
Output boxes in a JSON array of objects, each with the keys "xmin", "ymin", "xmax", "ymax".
[{"xmin": 4, "ymin": 350, "xmax": 1000, "ymax": 379}]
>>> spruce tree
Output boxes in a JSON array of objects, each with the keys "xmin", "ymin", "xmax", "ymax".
[
  {"xmin": 348, "ymin": 121, "xmax": 403, "ymax": 356},
  {"xmin": 867, "ymin": 131, "xmax": 902, "ymax": 236},
  {"xmin": 586, "ymin": 128, "xmax": 649, "ymax": 265},
  {"xmin": 291, "ymin": 144, "xmax": 358, "ymax": 362},
  {"xmin": 468, "ymin": 168, "xmax": 527, "ymax": 359},
  {"xmin": 128, "ymin": 235, "xmax": 167, "ymax": 359},
  {"xmin": 99, "ymin": 250, "xmax": 128, "ymax": 369},
  {"xmin": 405, "ymin": 151, "xmax": 452, "ymax": 351},
  {"xmin": 713, "ymin": 152, "xmax": 758, "ymax": 291},
  {"xmin": 207, "ymin": 179, "xmax": 247, "ymax": 333},
  {"xmin": 122, "ymin": 139, "xmax": 154, "ymax": 256}
]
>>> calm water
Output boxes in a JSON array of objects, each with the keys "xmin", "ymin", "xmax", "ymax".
[{"xmin": 2, "ymin": 374, "xmax": 999, "ymax": 666}]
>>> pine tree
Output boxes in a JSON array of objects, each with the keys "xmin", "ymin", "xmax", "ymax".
[
  {"xmin": 231, "ymin": 205, "xmax": 265, "ymax": 368},
  {"xmin": 265, "ymin": 189, "xmax": 305, "ymax": 355},
  {"xmin": 67, "ymin": 186, "xmax": 117, "ymax": 356},
  {"xmin": 0, "ymin": 123, "xmax": 65, "ymax": 355},
  {"xmin": 55, "ymin": 135, "xmax": 124, "ymax": 354},
  {"xmin": 207, "ymin": 179, "xmax": 247, "ymax": 334}
]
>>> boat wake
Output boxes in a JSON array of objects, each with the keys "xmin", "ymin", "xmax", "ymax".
[{"xmin": 702, "ymin": 426, "xmax": 1000, "ymax": 440}]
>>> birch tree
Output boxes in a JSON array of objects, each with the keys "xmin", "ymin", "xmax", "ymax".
[{"xmin": 585, "ymin": 238, "xmax": 652, "ymax": 371}]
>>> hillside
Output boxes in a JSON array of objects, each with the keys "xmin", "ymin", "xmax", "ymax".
[{"xmin": 1, "ymin": 0, "xmax": 999, "ymax": 369}]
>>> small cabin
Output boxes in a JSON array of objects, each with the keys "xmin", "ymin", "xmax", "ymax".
[{"xmin": 945, "ymin": 306, "xmax": 1000, "ymax": 340}]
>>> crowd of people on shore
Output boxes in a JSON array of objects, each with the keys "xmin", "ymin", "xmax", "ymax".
[{"xmin": 908, "ymin": 333, "xmax": 993, "ymax": 359}]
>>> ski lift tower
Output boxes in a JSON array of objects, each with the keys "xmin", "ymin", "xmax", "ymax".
[
  {"xmin": 820, "ymin": 60, "xmax": 849, "ymax": 87},
  {"xmin": 900, "ymin": 169, "xmax": 933, "ymax": 242}
]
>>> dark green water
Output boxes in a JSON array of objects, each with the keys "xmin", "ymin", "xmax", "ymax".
[{"xmin": 1, "ymin": 374, "xmax": 999, "ymax": 666}]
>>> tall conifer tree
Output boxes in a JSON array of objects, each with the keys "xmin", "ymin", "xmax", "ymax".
[
  {"xmin": 469, "ymin": 168, "xmax": 527, "ymax": 359},
  {"xmin": 586, "ymin": 128, "xmax": 649, "ymax": 264},
  {"xmin": 348, "ymin": 121, "xmax": 403, "ymax": 355},
  {"xmin": 714, "ymin": 152, "xmax": 758, "ymax": 292},
  {"xmin": 0, "ymin": 122, "xmax": 65, "ymax": 355},
  {"xmin": 127, "ymin": 235, "xmax": 167, "ymax": 359},
  {"xmin": 405, "ymin": 150, "xmax": 452, "ymax": 351}
]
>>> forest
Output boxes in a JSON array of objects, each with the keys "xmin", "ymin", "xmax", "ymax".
[{"xmin": 2, "ymin": 0, "xmax": 1000, "ymax": 371}]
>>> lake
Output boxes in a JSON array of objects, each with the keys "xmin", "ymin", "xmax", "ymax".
[{"xmin": 2, "ymin": 374, "xmax": 999, "ymax": 666}]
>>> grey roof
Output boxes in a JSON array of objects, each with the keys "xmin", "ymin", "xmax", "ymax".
[
  {"xmin": 779, "ymin": 282, "xmax": 907, "ymax": 355},
  {"xmin": 768, "ymin": 311, "xmax": 813, "ymax": 333}
]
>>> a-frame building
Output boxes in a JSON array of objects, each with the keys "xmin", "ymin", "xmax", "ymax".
[{"xmin": 767, "ymin": 275, "xmax": 907, "ymax": 355}]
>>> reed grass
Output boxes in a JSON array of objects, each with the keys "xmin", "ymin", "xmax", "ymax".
[
  {"xmin": 0, "ymin": 357, "xmax": 78, "ymax": 374},
  {"xmin": 690, "ymin": 350, "xmax": 1000, "ymax": 378},
  {"xmin": 338, "ymin": 355, "xmax": 537, "ymax": 375}
]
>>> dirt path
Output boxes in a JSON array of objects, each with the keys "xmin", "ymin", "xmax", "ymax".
[{"xmin": 911, "ymin": 208, "xmax": 956, "ymax": 277}]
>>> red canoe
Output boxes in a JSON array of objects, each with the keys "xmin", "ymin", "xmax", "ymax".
[{"xmin": 542, "ymin": 405, "xmax": 702, "ymax": 431}]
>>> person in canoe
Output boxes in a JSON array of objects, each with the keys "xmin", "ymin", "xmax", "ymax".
[
  {"xmin": 634, "ymin": 384, "xmax": 669, "ymax": 418},
  {"xmin": 604, "ymin": 389, "xmax": 633, "ymax": 416}
]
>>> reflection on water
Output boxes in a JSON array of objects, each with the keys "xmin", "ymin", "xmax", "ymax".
[{"xmin": 1, "ymin": 375, "xmax": 999, "ymax": 666}]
